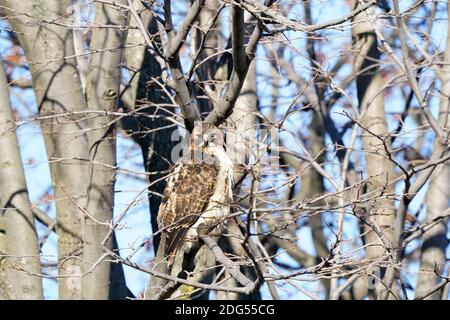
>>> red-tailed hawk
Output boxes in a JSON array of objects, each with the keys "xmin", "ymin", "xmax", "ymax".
[{"xmin": 157, "ymin": 123, "xmax": 234, "ymax": 263}]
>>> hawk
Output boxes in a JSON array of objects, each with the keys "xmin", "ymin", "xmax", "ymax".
[{"xmin": 157, "ymin": 123, "xmax": 234, "ymax": 264}]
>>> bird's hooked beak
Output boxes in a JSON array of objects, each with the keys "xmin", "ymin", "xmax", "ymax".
[{"xmin": 199, "ymin": 140, "xmax": 209, "ymax": 148}]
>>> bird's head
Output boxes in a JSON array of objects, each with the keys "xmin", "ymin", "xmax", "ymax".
[
  {"xmin": 190, "ymin": 123, "xmax": 226, "ymax": 162},
  {"xmin": 199, "ymin": 127, "xmax": 224, "ymax": 149}
]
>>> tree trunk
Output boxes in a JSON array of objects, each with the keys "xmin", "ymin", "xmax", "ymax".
[
  {"xmin": 0, "ymin": 58, "xmax": 43, "ymax": 299},
  {"xmin": 0, "ymin": 0, "xmax": 92, "ymax": 299},
  {"xmin": 192, "ymin": 0, "xmax": 222, "ymax": 115},
  {"xmin": 352, "ymin": 2, "xmax": 396, "ymax": 298},
  {"xmin": 218, "ymin": 60, "xmax": 261, "ymax": 300},
  {"xmin": 82, "ymin": 0, "xmax": 129, "ymax": 299},
  {"xmin": 415, "ymin": 2, "xmax": 450, "ymax": 299}
]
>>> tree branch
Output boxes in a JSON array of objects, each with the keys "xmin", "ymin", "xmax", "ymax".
[
  {"xmin": 165, "ymin": 0, "xmax": 206, "ymax": 59},
  {"xmin": 204, "ymin": 0, "xmax": 275, "ymax": 126},
  {"xmin": 200, "ymin": 232, "xmax": 255, "ymax": 291}
]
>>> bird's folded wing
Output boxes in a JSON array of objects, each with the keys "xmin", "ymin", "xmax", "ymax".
[{"xmin": 157, "ymin": 161, "xmax": 219, "ymax": 257}]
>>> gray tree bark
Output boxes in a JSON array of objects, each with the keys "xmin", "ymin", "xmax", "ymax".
[
  {"xmin": 0, "ymin": 59, "xmax": 43, "ymax": 300},
  {"xmin": 192, "ymin": 0, "xmax": 222, "ymax": 115},
  {"xmin": 0, "ymin": 0, "xmax": 92, "ymax": 299},
  {"xmin": 220, "ymin": 60, "xmax": 262, "ymax": 300},
  {"xmin": 352, "ymin": 2, "xmax": 395, "ymax": 298},
  {"xmin": 415, "ymin": 2, "xmax": 450, "ymax": 299},
  {"xmin": 82, "ymin": 0, "xmax": 129, "ymax": 299}
]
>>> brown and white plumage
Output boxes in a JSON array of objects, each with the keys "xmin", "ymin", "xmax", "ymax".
[{"xmin": 157, "ymin": 123, "xmax": 233, "ymax": 262}]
